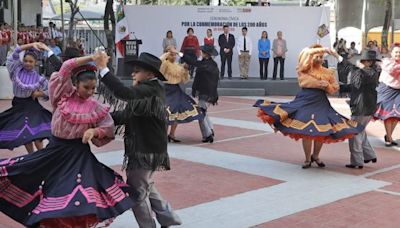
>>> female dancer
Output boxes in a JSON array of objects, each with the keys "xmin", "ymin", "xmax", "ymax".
[
  {"xmin": 160, "ymin": 46, "xmax": 203, "ymax": 142},
  {"xmin": 374, "ymin": 44, "xmax": 400, "ymax": 146},
  {"xmin": 0, "ymin": 42, "xmax": 51, "ymax": 153},
  {"xmin": 254, "ymin": 44, "xmax": 362, "ymax": 168},
  {"xmin": 0, "ymin": 51, "xmax": 133, "ymax": 227}
]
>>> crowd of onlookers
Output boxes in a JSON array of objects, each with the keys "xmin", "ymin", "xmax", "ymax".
[
  {"xmin": 0, "ymin": 22, "xmax": 85, "ymax": 67},
  {"xmin": 334, "ymin": 37, "xmax": 400, "ymax": 97},
  {"xmin": 333, "ymin": 37, "xmax": 394, "ymax": 61}
]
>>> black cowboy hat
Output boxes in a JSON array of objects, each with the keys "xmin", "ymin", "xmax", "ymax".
[
  {"xmin": 60, "ymin": 47, "xmax": 82, "ymax": 60},
  {"xmin": 360, "ymin": 50, "xmax": 381, "ymax": 62},
  {"xmin": 125, "ymin": 52, "xmax": 166, "ymax": 81},
  {"xmin": 200, "ymin": 45, "xmax": 218, "ymax": 56}
]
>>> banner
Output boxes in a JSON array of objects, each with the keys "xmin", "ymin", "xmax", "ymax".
[{"xmin": 123, "ymin": 6, "xmax": 331, "ymax": 78}]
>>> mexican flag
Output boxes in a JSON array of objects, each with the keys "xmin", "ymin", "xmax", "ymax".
[{"xmin": 115, "ymin": 1, "xmax": 129, "ymax": 57}]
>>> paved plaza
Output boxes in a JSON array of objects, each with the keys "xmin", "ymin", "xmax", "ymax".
[{"xmin": 1, "ymin": 96, "xmax": 400, "ymax": 228}]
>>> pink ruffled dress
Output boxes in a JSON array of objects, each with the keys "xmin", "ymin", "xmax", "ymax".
[
  {"xmin": 375, "ymin": 58, "xmax": 400, "ymax": 120},
  {"xmin": 0, "ymin": 59, "xmax": 133, "ymax": 227}
]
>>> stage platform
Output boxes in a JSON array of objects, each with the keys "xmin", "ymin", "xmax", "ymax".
[{"xmin": 120, "ymin": 77, "xmax": 301, "ymax": 96}]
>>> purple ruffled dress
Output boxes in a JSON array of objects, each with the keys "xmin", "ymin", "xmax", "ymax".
[{"xmin": 0, "ymin": 47, "xmax": 52, "ymax": 150}]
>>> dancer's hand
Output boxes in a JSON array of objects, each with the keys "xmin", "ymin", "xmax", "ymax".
[
  {"xmin": 94, "ymin": 51, "xmax": 109, "ymax": 70},
  {"xmin": 318, "ymin": 80, "xmax": 329, "ymax": 88},
  {"xmin": 37, "ymin": 42, "xmax": 50, "ymax": 51},
  {"xmin": 31, "ymin": 42, "xmax": 42, "ymax": 51},
  {"xmin": 31, "ymin": 90, "xmax": 44, "ymax": 99},
  {"xmin": 182, "ymin": 63, "xmax": 189, "ymax": 70},
  {"xmin": 356, "ymin": 61, "xmax": 365, "ymax": 69},
  {"xmin": 82, "ymin": 129, "xmax": 96, "ymax": 144},
  {"xmin": 327, "ymin": 48, "xmax": 340, "ymax": 59},
  {"xmin": 168, "ymin": 46, "xmax": 178, "ymax": 54}
]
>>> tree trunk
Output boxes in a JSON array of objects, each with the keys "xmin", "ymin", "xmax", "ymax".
[
  {"xmin": 381, "ymin": 0, "xmax": 392, "ymax": 50},
  {"xmin": 305, "ymin": 0, "xmax": 310, "ymax": 6},
  {"xmin": 104, "ymin": 0, "xmax": 116, "ymax": 74},
  {"xmin": 68, "ymin": 0, "xmax": 79, "ymax": 41}
]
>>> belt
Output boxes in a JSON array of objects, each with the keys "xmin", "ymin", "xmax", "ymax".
[{"xmin": 240, "ymin": 50, "xmax": 249, "ymax": 52}]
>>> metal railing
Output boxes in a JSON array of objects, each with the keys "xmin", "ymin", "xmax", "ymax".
[{"xmin": 65, "ymin": 28, "xmax": 108, "ymax": 55}]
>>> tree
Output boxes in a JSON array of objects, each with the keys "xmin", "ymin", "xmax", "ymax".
[
  {"xmin": 381, "ymin": 0, "xmax": 392, "ymax": 50},
  {"xmin": 104, "ymin": 0, "xmax": 116, "ymax": 73},
  {"xmin": 66, "ymin": 0, "xmax": 79, "ymax": 41}
]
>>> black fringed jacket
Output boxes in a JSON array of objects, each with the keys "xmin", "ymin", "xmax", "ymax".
[
  {"xmin": 100, "ymin": 73, "xmax": 170, "ymax": 171},
  {"xmin": 182, "ymin": 55, "xmax": 219, "ymax": 105}
]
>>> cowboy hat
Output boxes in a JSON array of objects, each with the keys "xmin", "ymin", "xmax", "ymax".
[
  {"xmin": 200, "ymin": 45, "xmax": 218, "ymax": 56},
  {"xmin": 125, "ymin": 52, "xmax": 166, "ymax": 81},
  {"xmin": 360, "ymin": 50, "xmax": 381, "ymax": 62}
]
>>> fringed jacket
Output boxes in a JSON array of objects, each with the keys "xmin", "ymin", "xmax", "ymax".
[
  {"xmin": 183, "ymin": 55, "xmax": 219, "ymax": 105},
  {"xmin": 348, "ymin": 63, "xmax": 380, "ymax": 116},
  {"xmin": 100, "ymin": 73, "xmax": 170, "ymax": 171}
]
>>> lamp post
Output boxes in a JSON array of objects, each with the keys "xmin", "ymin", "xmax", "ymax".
[
  {"xmin": 61, "ymin": 0, "xmax": 65, "ymax": 49},
  {"xmin": 391, "ymin": 0, "xmax": 395, "ymax": 45},
  {"xmin": 13, "ymin": 0, "xmax": 17, "ymax": 45}
]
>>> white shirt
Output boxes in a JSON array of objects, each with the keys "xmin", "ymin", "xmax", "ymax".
[{"xmin": 236, "ymin": 35, "xmax": 253, "ymax": 56}]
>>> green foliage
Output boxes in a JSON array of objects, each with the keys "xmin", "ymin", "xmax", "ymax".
[{"xmin": 225, "ymin": 0, "xmax": 248, "ymax": 6}]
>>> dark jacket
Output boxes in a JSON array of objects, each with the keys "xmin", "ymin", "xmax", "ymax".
[
  {"xmin": 45, "ymin": 54, "xmax": 63, "ymax": 77},
  {"xmin": 183, "ymin": 55, "xmax": 219, "ymax": 105},
  {"xmin": 218, "ymin": 33, "xmax": 235, "ymax": 56},
  {"xmin": 349, "ymin": 64, "xmax": 381, "ymax": 116},
  {"xmin": 101, "ymin": 73, "xmax": 170, "ymax": 171}
]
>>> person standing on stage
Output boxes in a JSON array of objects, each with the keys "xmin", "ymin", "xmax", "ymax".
[
  {"xmin": 236, "ymin": 27, "xmax": 252, "ymax": 80},
  {"xmin": 258, "ymin": 31, "xmax": 271, "ymax": 80},
  {"xmin": 162, "ymin": 30, "xmax": 177, "ymax": 53},
  {"xmin": 218, "ymin": 24, "xmax": 235, "ymax": 79},
  {"xmin": 272, "ymin": 31, "xmax": 287, "ymax": 80},
  {"xmin": 204, "ymin": 28, "xmax": 215, "ymax": 46},
  {"xmin": 180, "ymin": 27, "xmax": 200, "ymax": 78}
]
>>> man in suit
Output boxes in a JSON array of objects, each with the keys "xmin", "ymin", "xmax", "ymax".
[{"xmin": 218, "ymin": 25, "xmax": 235, "ymax": 79}]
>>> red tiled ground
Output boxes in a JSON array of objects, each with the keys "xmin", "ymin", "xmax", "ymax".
[
  {"xmin": 3, "ymin": 95, "xmax": 400, "ymax": 227},
  {"xmin": 166, "ymin": 121, "xmax": 266, "ymax": 145},
  {"xmin": 202, "ymin": 133, "xmax": 400, "ymax": 175},
  {"xmin": 368, "ymin": 168, "xmax": 400, "ymax": 193},
  {"xmin": 254, "ymin": 191, "xmax": 400, "ymax": 228},
  {"xmin": 0, "ymin": 214, "xmax": 21, "ymax": 228},
  {"xmin": 110, "ymin": 159, "xmax": 283, "ymax": 210}
]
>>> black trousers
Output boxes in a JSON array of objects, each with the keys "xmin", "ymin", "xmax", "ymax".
[
  {"xmin": 272, "ymin": 57, "xmax": 285, "ymax": 80},
  {"xmin": 220, "ymin": 53, "xmax": 233, "ymax": 78},
  {"xmin": 182, "ymin": 51, "xmax": 197, "ymax": 78},
  {"xmin": 259, "ymin": 58, "xmax": 270, "ymax": 79}
]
